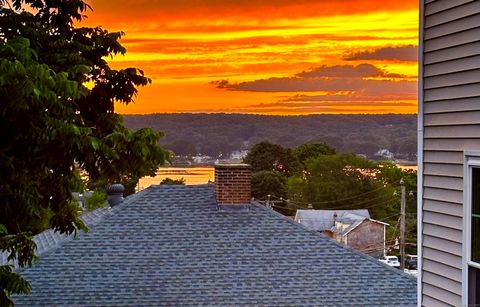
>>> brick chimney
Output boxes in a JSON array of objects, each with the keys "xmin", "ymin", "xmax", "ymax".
[{"xmin": 214, "ymin": 164, "xmax": 252, "ymax": 205}]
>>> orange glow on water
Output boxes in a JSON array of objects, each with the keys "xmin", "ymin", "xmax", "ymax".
[{"xmin": 138, "ymin": 167, "xmax": 214, "ymax": 190}]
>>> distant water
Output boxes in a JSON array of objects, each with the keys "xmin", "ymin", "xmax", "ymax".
[
  {"xmin": 138, "ymin": 164, "xmax": 417, "ymax": 191},
  {"xmin": 138, "ymin": 167, "xmax": 214, "ymax": 190},
  {"xmin": 396, "ymin": 164, "xmax": 418, "ymax": 172}
]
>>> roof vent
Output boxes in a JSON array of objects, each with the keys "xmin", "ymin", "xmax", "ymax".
[{"xmin": 106, "ymin": 183, "xmax": 125, "ymax": 207}]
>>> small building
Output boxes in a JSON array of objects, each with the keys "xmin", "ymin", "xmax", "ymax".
[
  {"xmin": 295, "ymin": 209, "xmax": 388, "ymax": 258},
  {"xmin": 230, "ymin": 150, "xmax": 249, "ymax": 160},
  {"xmin": 375, "ymin": 148, "xmax": 395, "ymax": 161},
  {"xmin": 192, "ymin": 154, "xmax": 212, "ymax": 165}
]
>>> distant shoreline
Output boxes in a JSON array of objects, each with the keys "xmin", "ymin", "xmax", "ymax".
[
  {"xmin": 395, "ymin": 159, "xmax": 417, "ymax": 166},
  {"xmin": 124, "ymin": 113, "xmax": 417, "ymax": 162},
  {"xmin": 123, "ymin": 112, "xmax": 418, "ymax": 117}
]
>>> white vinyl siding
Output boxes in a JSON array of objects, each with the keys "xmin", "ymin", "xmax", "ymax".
[
  {"xmin": 424, "ymin": 125, "xmax": 480, "ymax": 139},
  {"xmin": 423, "ymin": 283, "xmax": 462, "ymax": 306},
  {"xmin": 422, "ymin": 294, "xmax": 452, "ymax": 307},
  {"xmin": 421, "ymin": 0, "xmax": 480, "ymax": 305},
  {"xmin": 423, "ymin": 199, "xmax": 463, "ymax": 217},
  {"xmin": 423, "ymin": 152, "xmax": 463, "ymax": 164},
  {"xmin": 423, "ymin": 56, "xmax": 480, "ymax": 79},
  {"xmin": 424, "ymin": 0, "xmax": 474, "ymax": 15},
  {"xmin": 423, "ymin": 175, "xmax": 463, "ymax": 190},
  {"xmin": 423, "ymin": 247, "xmax": 462, "ymax": 268},
  {"xmin": 423, "ymin": 224, "xmax": 462, "ymax": 242},
  {"xmin": 424, "ymin": 1, "xmax": 480, "ymax": 27},
  {"xmin": 423, "ymin": 163, "xmax": 462, "ymax": 177},
  {"xmin": 424, "ymin": 42, "xmax": 480, "ymax": 65}
]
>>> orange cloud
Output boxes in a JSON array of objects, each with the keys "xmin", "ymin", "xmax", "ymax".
[
  {"xmin": 213, "ymin": 63, "xmax": 416, "ymax": 92},
  {"xmin": 343, "ymin": 45, "xmax": 418, "ymax": 61},
  {"xmin": 80, "ymin": 0, "xmax": 418, "ymax": 114}
]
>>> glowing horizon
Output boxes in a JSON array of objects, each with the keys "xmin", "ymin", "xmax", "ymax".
[{"xmin": 82, "ymin": 0, "xmax": 419, "ymax": 115}]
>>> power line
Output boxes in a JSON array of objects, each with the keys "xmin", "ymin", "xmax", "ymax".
[
  {"xmin": 330, "ymin": 194, "xmax": 394, "ymax": 210},
  {"xmin": 390, "ymin": 216, "xmax": 401, "ymax": 245},
  {"xmin": 267, "ymin": 197, "xmax": 398, "ymax": 215},
  {"xmin": 289, "ymin": 192, "xmax": 396, "ymax": 210},
  {"xmin": 343, "ymin": 239, "xmax": 397, "ymax": 253},
  {"xmin": 277, "ymin": 185, "xmax": 390, "ymax": 205},
  {"xmin": 273, "ymin": 193, "xmax": 395, "ymax": 211},
  {"xmin": 291, "ymin": 213, "xmax": 400, "ymax": 224}
]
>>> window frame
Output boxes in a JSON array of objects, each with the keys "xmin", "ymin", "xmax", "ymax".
[{"xmin": 463, "ymin": 152, "xmax": 480, "ymax": 306}]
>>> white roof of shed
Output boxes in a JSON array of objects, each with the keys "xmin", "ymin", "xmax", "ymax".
[{"xmin": 294, "ymin": 209, "xmax": 370, "ymax": 232}]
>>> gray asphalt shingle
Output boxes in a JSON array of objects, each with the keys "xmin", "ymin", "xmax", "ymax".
[{"xmin": 14, "ymin": 184, "xmax": 417, "ymax": 306}]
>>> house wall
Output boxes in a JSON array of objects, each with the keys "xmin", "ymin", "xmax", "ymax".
[
  {"xmin": 420, "ymin": 1, "xmax": 480, "ymax": 306},
  {"xmin": 323, "ymin": 230, "xmax": 334, "ymax": 239},
  {"xmin": 345, "ymin": 220, "xmax": 385, "ymax": 259},
  {"xmin": 333, "ymin": 232, "xmax": 348, "ymax": 245}
]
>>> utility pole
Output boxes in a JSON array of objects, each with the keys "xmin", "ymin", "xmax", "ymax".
[{"xmin": 400, "ymin": 178, "xmax": 406, "ymax": 271}]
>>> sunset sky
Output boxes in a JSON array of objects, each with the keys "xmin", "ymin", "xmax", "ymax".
[{"xmin": 82, "ymin": 0, "xmax": 419, "ymax": 115}]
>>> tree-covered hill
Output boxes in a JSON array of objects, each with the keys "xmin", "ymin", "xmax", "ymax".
[{"xmin": 123, "ymin": 113, "xmax": 417, "ymax": 160}]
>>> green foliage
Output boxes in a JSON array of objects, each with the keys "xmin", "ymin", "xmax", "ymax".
[
  {"xmin": 0, "ymin": 225, "xmax": 35, "ymax": 306},
  {"xmin": 160, "ymin": 178, "xmax": 186, "ymax": 185},
  {"xmin": 243, "ymin": 141, "xmax": 300, "ymax": 176},
  {"xmin": 121, "ymin": 177, "xmax": 140, "ymax": 197},
  {"xmin": 70, "ymin": 169, "xmax": 86, "ymax": 193},
  {"xmin": 251, "ymin": 171, "xmax": 287, "ymax": 200},
  {"xmin": 242, "ymin": 141, "xmax": 418, "ymax": 255},
  {"xmin": 85, "ymin": 191, "xmax": 108, "ymax": 211},
  {"xmin": 293, "ymin": 142, "xmax": 336, "ymax": 169},
  {"xmin": 288, "ymin": 153, "xmax": 396, "ymax": 219},
  {"xmin": 0, "ymin": 0, "xmax": 169, "ymax": 302},
  {"xmin": 376, "ymin": 161, "xmax": 418, "ymax": 252},
  {"xmin": 287, "ymin": 154, "xmax": 417, "ymax": 254},
  {"xmin": 0, "ymin": 265, "xmax": 32, "ymax": 306},
  {"xmin": 377, "ymin": 161, "xmax": 417, "ymax": 192}
]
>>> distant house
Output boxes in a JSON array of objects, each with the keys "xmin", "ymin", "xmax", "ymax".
[
  {"xmin": 418, "ymin": 1, "xmax": 480, "ymax": 306},
  {"xmin": 5, "ymin": 165, "xmax": 417, "ymax": 306},
  {"xmin": 295, "ymin": 209, "xmax": 388, "ymax": 258},
  {"xmin": 375, "ymin": 149, "xmax": 395, "ymax": 161},
  {"xmin": 230, "ymin": 150, "xmax": 249, "ymax": 160},
  {"xmin": 71, "ymin": 191, "xmax": 93, "ymax": 209},
  {"xmin": 192, "ymin": 154, "xmax": 212, "ymax": 165}
]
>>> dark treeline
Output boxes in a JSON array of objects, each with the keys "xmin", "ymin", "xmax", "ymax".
[{"xmin": 123, "ymin": 113, "xmax": 417, "ymax": 160}]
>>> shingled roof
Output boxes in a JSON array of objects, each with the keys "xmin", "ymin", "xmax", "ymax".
[{"xmin": 14, "ymin": 184, "xmax": 417, "ymax": 306}]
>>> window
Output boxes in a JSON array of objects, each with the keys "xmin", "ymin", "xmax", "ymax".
[
  {"xmin": 469, "ymin": 266, "xmax": 480, "ymax": 306},
  {"xmin": 468, "ymin": 167, "xmax": 480, "ymax": 305},
  {"xmin": 473, "ymin": 168, "xmax": 480, "ymax": 263}
]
